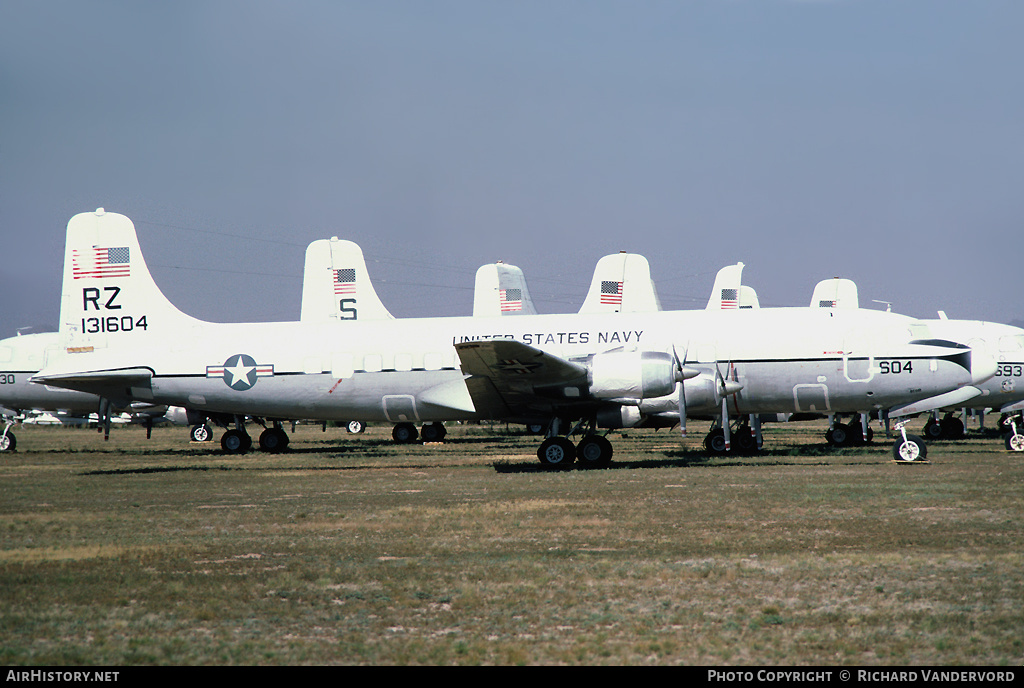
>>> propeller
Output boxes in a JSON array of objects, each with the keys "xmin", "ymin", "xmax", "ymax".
[{"xmin": 671, "ymin": 344, "xmax": 699, "ymax": 438}]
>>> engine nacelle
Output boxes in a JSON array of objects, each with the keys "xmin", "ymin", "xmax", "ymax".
[
  {"xmin": 589, "ymin": 351, "xmax": 677, "ymax": 400},
  {"xmin": 596, "ymin": 405, "xmax": 642, "ymax": 429}
]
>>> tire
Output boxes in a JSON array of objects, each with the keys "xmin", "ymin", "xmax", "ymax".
[
  {"xmin": 1006, "ymin": 433, "xmax": 1024, "ymax": 452},
  {"xmin": 893, "ymin": 434, "xmax": 927, "ymax": 462},
  {"xmin": 0, "ymin": 432, "xmax": 15, "ymax": 452},
  {"xmin": 923, "ymin": 419, "xmax": 943, "ymax": 440},
  {"xmin": 346, "ymin": 420, "xmax": 366, "ymax": 434},
  {"xmin": 190, "ymin": 424, "xmax": 212, "ymax": 442},
  {"xmin": 221, "ymin": 429, "xmax": 251, "ymax": 455},
  {"xmin": 538, "ymin": 437, "xmax": 576, "ymax": 467},
  {"xmin": 259, "ymin": 427, "xmax": 288, "ymax": 453},
  {"xmin": 576, "ymin": 435, "xmax": 613, "ymax": 468},
  {"xmin": 704, "ymin": 429, "xmax": 727, "ymax": 453},
  {"xmin": 826, "ymin": 424, "xmax": 850, "ymax": 446},
  {"xmin": 940, "ymin": 417, "xmax": 965, "ymax": 439},
  {"xmin": 392, "ymin": 423, "xmax": 419, "ymax": 444},
  {"xmin": 420, "ymin": 423, "xmax": 446, "ymax": 442}
]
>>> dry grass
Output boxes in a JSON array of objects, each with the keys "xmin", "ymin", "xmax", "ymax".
[{"xmin": 1, "ymin": 419, "xmax": 1022, "ymax": 665}]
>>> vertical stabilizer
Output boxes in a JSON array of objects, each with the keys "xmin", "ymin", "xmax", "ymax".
[
  {"xmin": 579, "ymin": 252, "xmax": 662, "ymax": 314},
  {"xmin": 60, "ymin": 209, "xmax": 204, "ymax": 352},
  {"xmin": 810, "ymin": 278, "xmax": 859, "ymax": 309},
  {"xmin": 739, "ymin": 285, "xmax": 760, "ymax": 309},
  {"xmin": 473, "ymin": 262, "xmax": 538, "ymax": 317},
  {"xmin": 706, "ymin": 263, "xmax": 746, "ymax": 310},
  {"xmin": 300, "ymin": 237, "xmax": 394, "ymax": 322}
]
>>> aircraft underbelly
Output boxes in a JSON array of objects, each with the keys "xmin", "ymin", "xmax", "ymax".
[{"xmin": 153, "ymin": 369, "xmax": 476, "ymax": 422}]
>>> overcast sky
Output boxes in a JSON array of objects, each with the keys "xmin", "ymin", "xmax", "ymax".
[{"xmin": 2, "ymin": 1, "xmax": 1022, "ymax": 339}]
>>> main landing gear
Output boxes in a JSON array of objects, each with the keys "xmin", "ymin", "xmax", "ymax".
[
  {"xmin": 217, "ymin": 417, "xmax": 290, "ymax": 455},
  {"xmin": 703, "ymin": 416, "xmax": 760, "ymax": 455},
  {"xmin": 922, "ymin": 412, "xmax": 965, "ymax": 441},
  {"xmin": 391, "ymin": 422, "xmax": 447, "ymax": 444},
  {"xmin": 825, "ymin": 414, "xmax": 874, "ymax": 447},
  {"xmin": 536, "ymin": 419, "xmax": 614, "ymax": 469}
]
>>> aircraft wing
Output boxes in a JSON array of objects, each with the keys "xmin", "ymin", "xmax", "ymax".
[
  {"xmin": 31, "ymin": 366, "xmax": 154, "ymax": 404},
  {"xmin": 454, "ymin": 340, "xmax": 590, "ymax": 418}
]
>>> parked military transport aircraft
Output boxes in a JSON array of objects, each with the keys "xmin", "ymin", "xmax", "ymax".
[
  {"xmin": 0, "ymin": 330, "xmax": 190, "ymax": 451},
  {"xmin": 33, "ymin": 210, "xmax": 996, "ymax": 466}
]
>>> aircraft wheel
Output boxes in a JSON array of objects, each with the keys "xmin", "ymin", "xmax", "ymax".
[
  {"xmin": 923, "ymin": 419, "xmax": 943, "ymax": 440},
  {"xmin": 346, "ymin": 420, "xmax": 366, "ymax": 434},
  {"xmin": 893, "ymin": 434, "xmax": 927, "ymax": 462},
  {"xmin": 420, "ymin": 422, "xmax": 447, "ymax": 442},
  {"xmin": 259, "ymin": 427, "xmax": 289, "ymax": 453},
  {"xmin": 526, "ymin": 423, "xmax": 546, "ymax": 435},
  {"xmin": 221, "ymin": 429, "xmax": 251, "ymax": 455},
  {"xmin": 538, "ymin": 437, "xmax": 576, "ymax": 467},
  {"xmin": 392, "ymin": 423, "xmax": 419, "ymax": 444},
  {"xmin": 704, "ymin": 429, "xmax": 728, "ymax": 453},
  {"xmin": 734, "ymin": 427, "xmax": 758, "ymax": 454},
  {"xmin": 190, "ymin": 423, "xmax": 212, "ymax": 442},
  {"xmin": 576, "ymin": 435, "xmax": 613, "ymax": 468},
  {"xmin": 0, "ymin": 432, "xmax": 15, "ymax": 452},
  {"xmin": 826, "ymin": 424, "xmax": 850, "ymax": 446},
  {"xmin": 940, "ymin": 417, "xmax": 965, "ymax": 439},
  {"xmin": 1005, "ymin": 433, "xmax": 1024, "ymax": 452}
]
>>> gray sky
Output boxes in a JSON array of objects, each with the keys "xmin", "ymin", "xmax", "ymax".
[{"xmin": 2, "ymin": 1, "xmax": 1022, "ymax": 339}]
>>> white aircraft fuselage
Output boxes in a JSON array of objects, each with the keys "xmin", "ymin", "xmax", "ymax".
[{"xmin": 35, "ymin": 306, "xmax": 990, "ymax": 427}]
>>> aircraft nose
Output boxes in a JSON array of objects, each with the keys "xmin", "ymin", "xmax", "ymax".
[{"xmin": 970, "ymin": 347, "xmax": 998, "ymax": 385}]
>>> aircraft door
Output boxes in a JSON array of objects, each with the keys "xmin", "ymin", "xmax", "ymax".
[
  {"xmin": 383, "ymin": 395, "xmax": 419, "ymax": 423},
  {"xmin": 793, "ymin": 384, "xmax": 830, "ymax": 413}
]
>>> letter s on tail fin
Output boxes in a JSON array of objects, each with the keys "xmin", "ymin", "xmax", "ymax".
[
  {"xmin": 60, "ymin": 209, "xmax": 203, "ymax": 352},
  {"xmin": 300, "ymin": 237, "xmax": 394, "ymax": 322}
]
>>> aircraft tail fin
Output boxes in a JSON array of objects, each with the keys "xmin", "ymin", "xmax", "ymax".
[
  {"xmin": 59, "ymin": 209, "xmax": 203, "ymax": 352},
  {"xmin": 472, "ymin": 262, "xmax": 538, "ymax": 317},
  {"xmin": 739, "ymin": 285, "xmax": 760, "ymax": 309},
  {"xmin": 579, "ymin": 252, "xmax": 662, "ymax": 314},
  {"xmin": 810, "ymin": 278, "xmax": 859, "ymax": 309},
  {"xmin": 300, "ymin": 237, "xmax": 394, "ymax": 322},
  {"xmin": 706, "ymin": 263, "xmax": 747, "ymax": 310}
]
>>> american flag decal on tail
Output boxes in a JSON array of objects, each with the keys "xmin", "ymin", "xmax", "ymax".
[
  {"xmin": 720, "ymin": 288, "xmax": 738, "ymax": 309},
  {"xmin": 72, "ymin": 247, "xmax": 130, "ymax": 280},
  {"xmin": 499, "ymin": 288, "xmax": 522, "ymax": 312},
  {"xmin": 333, "ymin": 268, "xmax": 356, "ymax": 295},
  {"xmin": 600, "ymin": 281, "xmax": 623, "ymax": 305}
]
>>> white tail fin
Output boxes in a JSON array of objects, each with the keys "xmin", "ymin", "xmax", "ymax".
[
  {"xmin": 706, "ymin": 263, "xmax": 746, "ymax": 310},
  {"xmin": 739, "ymin": 285, "xmax": 760, "ymax": 309},
  {"xmin": 299, "ymin": 237, "xmax": 394, "ymax": 322},
  {"xmin": 59, "ymin": 209, "xmax": 203, "ymax": 352},
  {"xmin": 579, "ymin": 252, "xmax": 662, "ymax": 314},
  {"xmin": 473, "ymin": 262, "xmax": 538, "ymax": 317},
  {"xmin": 810, "ymin": 278, "xmax": 859, "ymax": 309}
]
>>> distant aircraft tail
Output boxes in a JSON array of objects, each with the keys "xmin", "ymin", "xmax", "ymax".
[
  {"xmin": 579, "ymin": 252, "xmax": 662, "ymax": 314},
  {"xmin": 59, "ymin": 209, "xmax": 204, "ymax": 352},
  {"xmin": 300, "ymin": 237, "xmax": 394, "ymax": 322},
  {"xmin": 473, "ymin": 262, "xmax": 538, "ymax": 317},
  {"xmin": 810, "ymin": 278, "xmax": 859, "ymax": 309},
  {"xmin": 706, "ymin": 263, "xmax": 748, "ymax": 310}
]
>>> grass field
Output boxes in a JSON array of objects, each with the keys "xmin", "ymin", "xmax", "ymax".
[{"xmin": 1, "ymin": 419, "xmax": 1021, "ymax": 666}]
